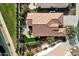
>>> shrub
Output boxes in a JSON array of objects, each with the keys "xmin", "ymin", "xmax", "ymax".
[
  {"xmin": 20, "ymin": 35, "xmax": 36, "ymax": 43},
  {"xmin": 46, "ymin": 37, "xmax": 55, "ymax": 44},
  {"xmin": 26, "ymin": 51, "xmax": 33, "ymax": 56},
  {"xmin": 67, "ymin": 26, "xmax": 76, "ymax": 39},
  {"xmin": 26, "ymin": 41, "xmax": 39, "ymax": 48}
]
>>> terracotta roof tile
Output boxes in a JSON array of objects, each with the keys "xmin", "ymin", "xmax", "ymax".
[
  {"xmin": 49, "ymin": 23, "xmax": 59, "ymax": 27},
  {"xmin": 27, "ymin": 13, "xmax": 63, "ymax": 24}
]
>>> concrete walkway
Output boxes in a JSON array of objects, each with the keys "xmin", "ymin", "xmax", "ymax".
[{"xmin": 0, "ymin": 12, "xmax": 17, "ymax": 56}]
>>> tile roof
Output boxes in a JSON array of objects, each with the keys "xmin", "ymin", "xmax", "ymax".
[
  {"xmin": 58, "ymin": 28, "xmax": 66, "ymax": 32},
  {"xmin": 27, "ymin": 13, "xmax": 66, "ymax": 37},
  {"xmin": 27, "ymin": 13, "xmax": 63, "ymax": 24},
  {"xmin": 49, "ymin": 23, "xmax": 59, "ymax": 27}
]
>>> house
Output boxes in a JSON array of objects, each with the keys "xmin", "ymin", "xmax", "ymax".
[
  {"xmin": 35, "ymin": 3, "xmax": 69, "ymax": 8},
  {"xmin": 26, "ymin": 13, "xmax": 66, "ymax": 40},
  {"xmin": 34, "ymin": 42, "xmax": 71, "ymax": 56}
]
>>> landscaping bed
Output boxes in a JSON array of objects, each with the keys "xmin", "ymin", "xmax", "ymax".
[{"xmin": 21, "ymin": 35, "xmax": 36, "ymax": 43}]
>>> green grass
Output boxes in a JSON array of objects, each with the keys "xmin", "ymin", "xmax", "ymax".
[{"xmin": 0, "ymin": 4, "xmax": 16, "ymax": 47}]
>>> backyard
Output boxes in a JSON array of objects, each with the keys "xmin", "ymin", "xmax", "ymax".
[{"xmin": 0, "ymin": 4, "xmax": 16, "ymax": 47}]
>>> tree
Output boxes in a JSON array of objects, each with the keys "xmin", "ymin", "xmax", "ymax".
[
  {"xmin": 67, "ymin": 26, "xmax": 77, "ymax": 39},
  {"xmin": 46, "ymin": 37, "xmax": 55, "ymax": 45},
  {"xmin": 36, "ymin": 6, "xmax": 41, "ymax": 12}
]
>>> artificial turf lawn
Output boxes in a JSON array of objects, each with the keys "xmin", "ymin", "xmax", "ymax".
[{"xmin": 0, "ymin": 4, "xmax": 16, "ymax": 47}]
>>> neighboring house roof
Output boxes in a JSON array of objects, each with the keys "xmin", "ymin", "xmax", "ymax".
[
  {"xmin": 36, "ymin": 3, "xmax": 69, "ymax": 8},
  {"xmin": 27, "ymin": 13, "xmax": 63, "ymax": 24},
  {"xmin": 34, "ymin": 43, "xmax": 71, "ymax": 56}
]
